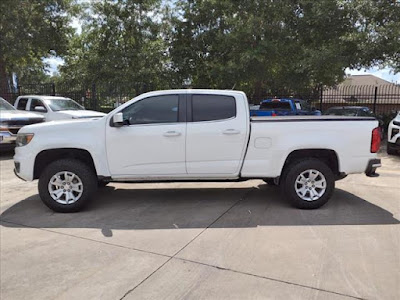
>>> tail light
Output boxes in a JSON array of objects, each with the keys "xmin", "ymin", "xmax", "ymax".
[
  {"xmin": 371, "ymin": 127, "xmax": 381, "ymax": 153},
  {"xmin": 272, "ymin": 113, "xmax": 277, "ymax": 116}
]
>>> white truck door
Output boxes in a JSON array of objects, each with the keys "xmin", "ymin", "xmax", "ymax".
[
  {"xmin": 106, "ymin": 94, "xmax": 187, "ymax": 177},
  {"xmin": 28, "ymin": 98, "xmax": 49, "ymax": 120},
  {"xmin": 186, "ymin": 93, "xmax": 248, "ymax": 175}
]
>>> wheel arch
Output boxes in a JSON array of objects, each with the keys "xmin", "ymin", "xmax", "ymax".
[
  {"xmin": 281, "ymin": 149, "xmax": 341, "ymax": 178},
  {"xmin": 34, "ymin": 148, "xmax": 97, "ymax": 180}
]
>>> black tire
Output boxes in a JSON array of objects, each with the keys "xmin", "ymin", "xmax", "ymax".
[
  {"xmin": 280, "ymin": 159, "xmax": 335, "ymax": 209},
  {"xmin": 387, "ymin": 142, "xmax": 397, "ymax": 155},
  {"xmin": 263, "ymin": 178, "xmax": 277, "ymax": 185},
  {"xmin": 38, "ymin": 159, "xmax": 97, "ymax": 213}
]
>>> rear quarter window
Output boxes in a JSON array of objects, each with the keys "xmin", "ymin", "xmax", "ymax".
[
  {"xmin": 16, "ymin": 98, "xmax": 29, "ymax": 110},
  {"xmin": 192, "ymin": 95, "xmax": 236, "ymax": 122}
]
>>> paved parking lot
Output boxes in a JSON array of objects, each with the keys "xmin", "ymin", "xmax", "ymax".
[{"xmin": 1, "ymin": 151, "xmax": 399, "ymax": 300}]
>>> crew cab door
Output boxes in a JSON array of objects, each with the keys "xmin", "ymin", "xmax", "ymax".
[
  {"xmin": 106, "ymin": 94, "xmax": 187, "ymax": 177},
  {"xmin": 186, "ymin": 93, "xmax": 249, "ymax": 176},
  {"xmin": 28, "ymin": 98, "xmax": 49, "ymax": 119}
]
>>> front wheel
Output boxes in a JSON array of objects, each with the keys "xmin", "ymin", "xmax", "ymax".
[
  {"xmin": 281, "ymin": 159, "xmax": 335, "ymax": 209},
  {"xmin": 38, "ymin": 159, "xmax": 98, "ymax": 213}
]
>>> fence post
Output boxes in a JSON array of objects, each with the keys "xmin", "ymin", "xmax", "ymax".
[
  {"xmin": 92, "ymin": 83, "xmax": 97, "ymax": 110},
  {"xmin": 51, "ymin": 82, "xmax": 56, "ymax": 96},
  {"xmin": 319, "ymin": 85, "xmax": 323, "ymax": 112},
  {"xmin": 373, "ymin": 86, "xmax": 378, "ymax": 114}
]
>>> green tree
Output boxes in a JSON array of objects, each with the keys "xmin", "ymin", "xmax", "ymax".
[
  {"xmin": 0, "ymin": 0, "xmax": 75, "ymax": 92},
  {"xmin": 170, "ymin": 0, "xmax": 400, "ymax": 99},
  {"xmin": 60, "ymin": 0, "xmax": 173, "ymax": 95}
]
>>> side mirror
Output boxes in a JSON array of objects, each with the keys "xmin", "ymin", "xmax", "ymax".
[
  {"xmin": 112, "ymin": 112, "xmax": 124, "ymax": 127},
  {"xmin": 34, "ymin": 106, "xmax": 46, "ymax": 112}
]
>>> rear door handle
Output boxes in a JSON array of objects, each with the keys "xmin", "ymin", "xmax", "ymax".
[
  {"xmin": 163, "ymin": 131, "xmax": 181, "ymax": 137},
  {"xmin": 223, "ymin": 129, "xmax": 240, "ymax": 135}
]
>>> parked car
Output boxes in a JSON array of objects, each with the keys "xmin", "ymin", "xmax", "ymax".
[
  {"xmin": 14, "ymin": 89, "xmax": 381, "ymax": 213},
  {"xmin": 250, "ymin": 98, "xmax": 321, "ymax": 116},
  {"xmin": 0, "ymin": 97, "xmax": 45, "ymax": 148},
  {"xmin": 324, "ymin": 106, "xmax": 385, "ymax": 134},
  {"xmin": 323, "ymin": 106, "xmax": 375, "ymax": 117},
  {"xmin": 14, "ymin": 95, "xmax": 106, "ymax": 121},
  {"xmin": 387, "ymin": 111, "xmax": 400, "ymax": 155}
]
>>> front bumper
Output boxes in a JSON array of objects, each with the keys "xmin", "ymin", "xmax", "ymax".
[
  {"xmin": 0, "ymin": 131, "xmax": 17, "ymax": 145},
  {"xmin": 365, "ymin": 158, "xmax": 381, "ymax": 177},
  {"xmin": 13, "ymin": 146, "xmax": 35, "ymax": 181}
]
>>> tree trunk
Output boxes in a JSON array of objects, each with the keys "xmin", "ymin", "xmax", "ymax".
[{"xmin": 0, "ymin": 56, "xmax": 9, "ymax": 100}]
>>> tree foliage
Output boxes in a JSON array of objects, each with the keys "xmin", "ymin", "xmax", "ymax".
[
  {"xmin": 0, "ymin": 0, "xmax": 75, "ymax": 88},
  {"xmin": 2, "ymin": 0, "xmax": 400, "ymax": 98},
  {"xmin": 60, "ymin": 0, "xmax": 172, "ymax": 94},
  {"xmin": 170, "ymin": 0, "xmax": 400, "ymax": 98}
]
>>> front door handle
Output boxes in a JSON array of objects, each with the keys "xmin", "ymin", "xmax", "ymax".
[
  {"xmin": 163, "ymin": 131, "xmax": 181, "ymax": 137},
  {"xmin": 223, "ymin": 129, "xmax": 240, "ymax": 135}
]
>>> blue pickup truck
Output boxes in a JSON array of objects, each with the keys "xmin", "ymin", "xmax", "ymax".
[{"xmin": 249, "ymin": 98, "xmax": 321, "ymax": 117}]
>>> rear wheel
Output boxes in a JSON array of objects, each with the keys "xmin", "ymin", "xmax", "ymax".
[
  {"xmin": 38, "ymin": 159, "xmax": 97, "ymax": 213},
  {"xmin": 281, "ymin": 159, "xmax": 335, "ymax": 209}
]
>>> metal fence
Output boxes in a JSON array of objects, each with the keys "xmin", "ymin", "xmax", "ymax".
[
  {"xmin": 320, "ymin": 85, "xmax": 400, "ymax": 115},
  {"xmin": 1, "ymin": 82, "xmax": 399, "ymax": 115},
  {"xmin": 248, "ymin": 84, "xmax": 400, "ymax": 116}
]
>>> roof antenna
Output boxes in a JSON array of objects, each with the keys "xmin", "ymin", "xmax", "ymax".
[{"xmin": 231, "ymin": 83, "xmax": 236, "ymax": 90}]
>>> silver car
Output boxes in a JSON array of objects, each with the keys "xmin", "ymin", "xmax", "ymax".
[{"xmin": 0, "ymin": 97, "xmax": 45, "ymax": 148}]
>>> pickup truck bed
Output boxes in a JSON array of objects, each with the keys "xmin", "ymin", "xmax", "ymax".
[{"xmin": 14, "ymin": 89, "xmax": 381, "ymax": 212}]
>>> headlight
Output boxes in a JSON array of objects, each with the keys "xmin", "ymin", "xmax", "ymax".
[{"xmin": 16, "ymin": 133, "xmax": 34, "ymax": 147}]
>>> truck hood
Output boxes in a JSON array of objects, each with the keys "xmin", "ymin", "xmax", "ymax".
[
  {"xmin": 0, "ymin": 110, "xmax": 45, "ymax": 121},
  {"xmin": 18, "ymin": 117, "xmax": 104, "ymax": 134},
  {"xmin": 56, "ymin": 110, "xmax": 106, "ymax": 119}
]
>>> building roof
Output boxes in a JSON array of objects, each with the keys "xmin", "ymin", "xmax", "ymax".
[
  {"xmin": 340, "ymin": 75, "xmax": 394, "ymax": 86},
  {"xmin": 323, "ymin": 75, "xmax": 400, "ymax": 104}
]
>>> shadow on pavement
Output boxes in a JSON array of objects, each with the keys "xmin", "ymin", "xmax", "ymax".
[
  {"xmin": 0, "ymin": 149, "xmax": 14, "ymax": 160},
  {"xmin": 1, "ymin": 184, "xmax": 399, "ymax": 232}
]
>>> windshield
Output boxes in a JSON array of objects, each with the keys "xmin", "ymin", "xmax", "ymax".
[
  {"xmin": 44, "ymin": 98, "xmax": 84, "ymax": 111},
  {"xmin": 0, "ymin": 98, "xmax": 16, "ymax": 111},
  {"xmin": 295, "ymin": 100, "xmax": 311, "ymax": 111}
]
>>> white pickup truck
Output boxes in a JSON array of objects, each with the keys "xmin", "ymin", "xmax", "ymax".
[
  {"xmin": 14, "ymin": 95, "xmax": 106, "ymax": 121},
  {"xmin": 14, "ymin": 89, "xmax": 382, "ymax": 212}
]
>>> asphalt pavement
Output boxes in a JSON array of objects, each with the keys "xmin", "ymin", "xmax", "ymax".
[{"xmin": 1, "ymin": 150, "xmax": 399, "ymax": 300}]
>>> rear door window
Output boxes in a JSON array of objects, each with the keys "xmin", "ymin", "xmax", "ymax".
[
  {"xmin": 16, "ymin": 98, "xmax": 29, "ymax": 110},
  {"xmin": 192, "ymin": 95, "xmax": 236, "ymax": 122}
]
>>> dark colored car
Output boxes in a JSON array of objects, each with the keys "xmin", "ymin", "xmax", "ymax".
[
  {"xmin": 323, "ymin": 106, "xmax": 385, "ymax": 133},
  {"xmin": 0, "ymin": 97, "xmax": 45, "ymax": 149},
  {"xmin": 323, "ymin": 106, "xmax": 375, "ymax": 117}
]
